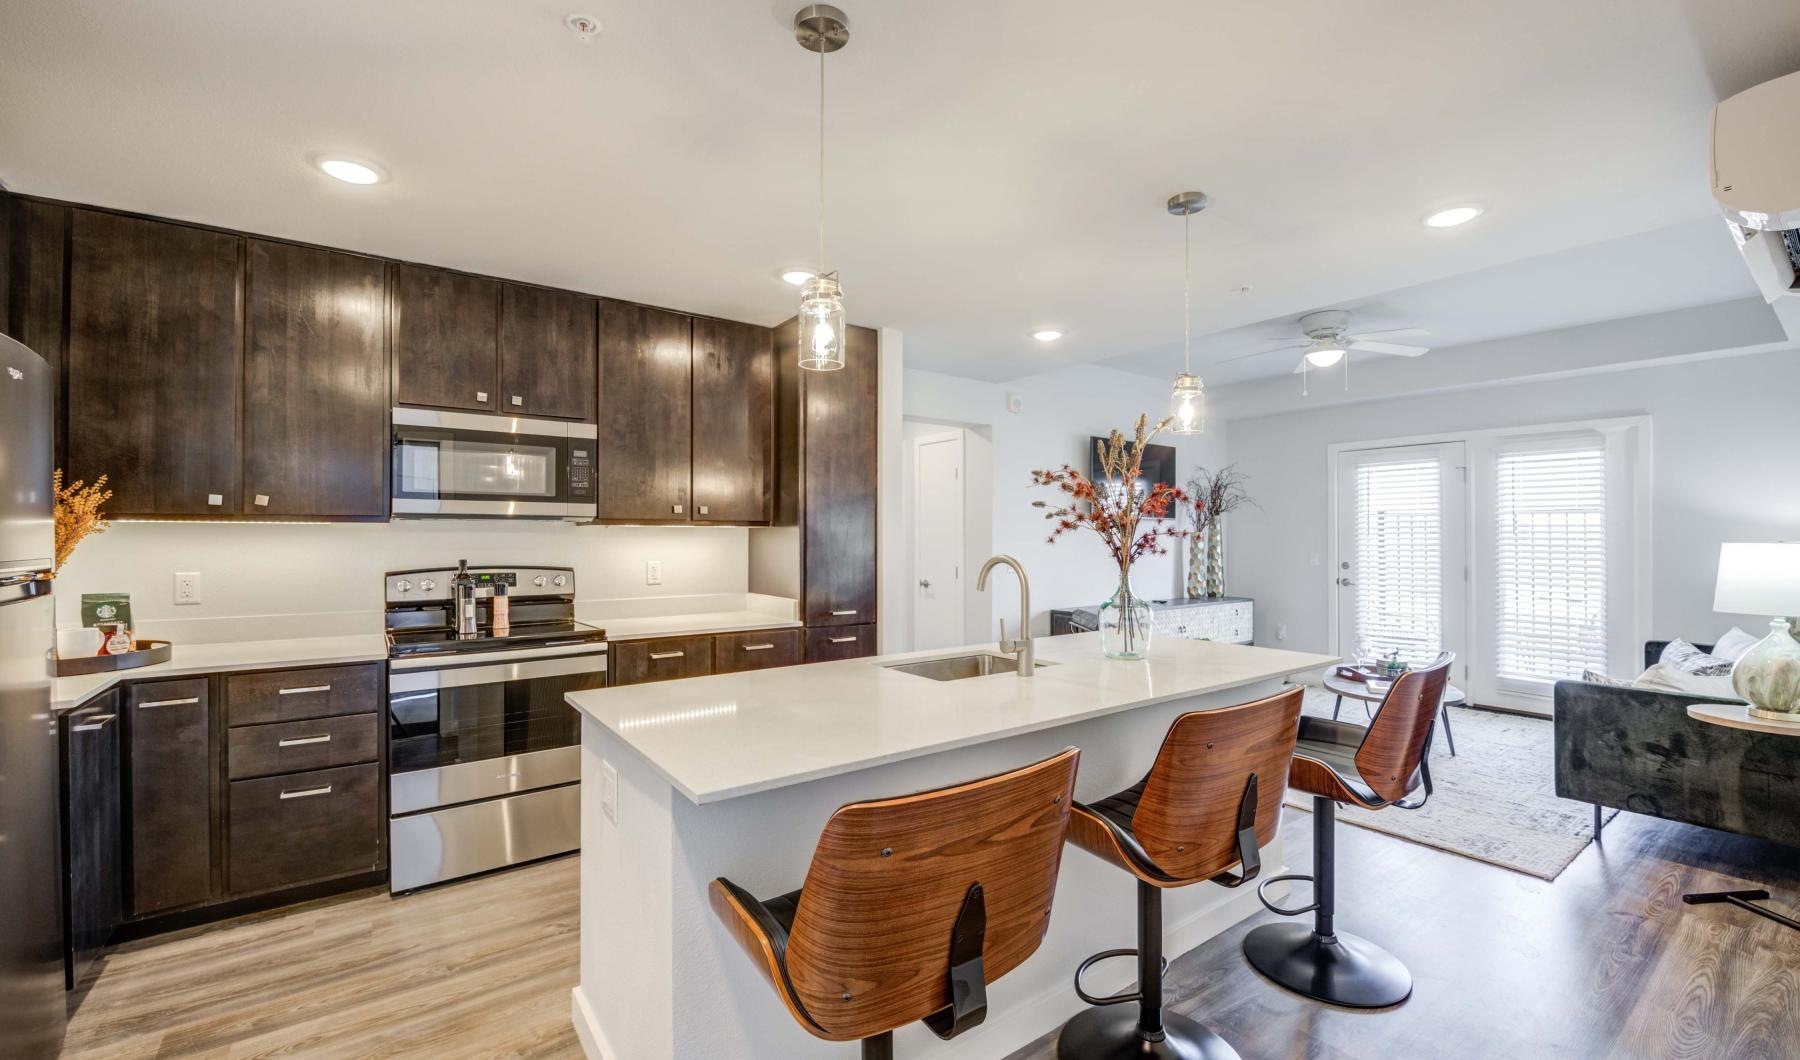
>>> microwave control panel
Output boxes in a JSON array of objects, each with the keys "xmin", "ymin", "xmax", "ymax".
[{"xmin": 569, "ymin": 446, "xmax": 595, "ymax": 500}]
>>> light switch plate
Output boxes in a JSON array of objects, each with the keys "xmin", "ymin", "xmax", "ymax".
[
  {"xmin": 600, "ymin": 759, "xmax": 619, "ymax": 823},
  {"xmin": 174, "ymin": 571, "xmax": 201, "ymax": 606},
  {"xmin": 646, "ymin": 560, "xmax": 663, "ymax": 586}
]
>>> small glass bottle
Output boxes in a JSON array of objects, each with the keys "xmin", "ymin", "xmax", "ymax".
[{"xmin": 491, "ymin": 582, "xmax": 510, "ymax": 638}]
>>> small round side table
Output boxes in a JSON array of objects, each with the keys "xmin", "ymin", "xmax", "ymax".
[{"xmin": 1321, "ymin": 672, "xmax": 1464, "ymax": 756}]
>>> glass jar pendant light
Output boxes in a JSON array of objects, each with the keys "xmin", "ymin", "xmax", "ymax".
[
  {"xmin": 1167, "ymin": 191, "xmax": 1209, "ymax": 433},
  {"xmin": 795, "ymin": 5, "xmax": 849, "ymax": 371}
]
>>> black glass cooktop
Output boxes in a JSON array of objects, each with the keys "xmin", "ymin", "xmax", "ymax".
[{"xmin": 387, "ymin": 619, "xmax": 606, "ymax": 659}]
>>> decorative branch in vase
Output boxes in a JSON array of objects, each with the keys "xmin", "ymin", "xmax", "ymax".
[
  {"xmin": 52, "ymin": 470, "xmax": 112, "ymax": 577},
  {"xmin": 1183, "ymin": 464, "xmax": 1254, "ymax": 599},
  {"xmin": 1032, "ymin": 415, "xmax": 1191, "ymax": 659}
]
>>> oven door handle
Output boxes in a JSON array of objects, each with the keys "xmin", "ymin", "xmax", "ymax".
[{"xmin": 388, "ymin": 650, "xmax": 610, "ymax": 693}]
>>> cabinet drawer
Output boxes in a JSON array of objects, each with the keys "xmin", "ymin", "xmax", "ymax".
[
  {"xmin": 610, "ymin": 635, "xmax": 715, "ymax": 686},
  {"xmin": 228, "ymin": 712, "xmax": 380, "ymax": 780},
  {"xmin": 714, "ymin": 628, "xmax": 803, "ymax": 673},
  {"xmin": 806, "ymin": 623, "xmax": 876, "ymax": 663},
  {"xmin": 226, "ymin": 663, "xmax": 381, "ymax": 727},
  {"xmin": 228, "ymin": 763, "xmax": 382, "ymax": 896}
]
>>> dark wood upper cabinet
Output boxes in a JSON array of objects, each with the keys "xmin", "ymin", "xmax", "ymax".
[
  {"xmin": 67, "ymin": 210, "xmax": 242, "ymax": 515},
  {"xmin": 802, "ymin": 325, "xmax": 880, "ymax": 627},
  {"xmin": 4, "ymin": 199, "xmax": 67, "ymax": 461},
  {"xmin": 243, "ymin": 240, "xmax": 388, "ymax": 518},
  {"xmin": 692, "ymin": 319, "xmax": 774, "ymax": 524},
  {"xmin": 500, "ymin": 284, "xmax": 597, "ymax": 422},
  {"xmin": 392, "ymin": 263, "xmax": 499, "ymax": 413},
  {"xmin": 597, "ymin": 299, "xmax": 693, "ymax": 522},
  {"xmin": 125, "ymin": 679, "xmax": 214, "ymax": 917}
]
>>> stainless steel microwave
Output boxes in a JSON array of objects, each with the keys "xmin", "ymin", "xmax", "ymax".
[{"xmin": 391, "ymin": 408, "xmax": 597, "ymax": 520}]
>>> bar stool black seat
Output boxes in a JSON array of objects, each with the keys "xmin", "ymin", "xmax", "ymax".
[
  {"xmin": 1058, "ymin": 688, "xmax": 1304, "ymax": 1059},
  {"xmin": 1242, "ymin": 653, "xmax": 1452, "ymax": 1009},
  {"xmin": 709, "ymin": 748, "xmax": 1082, "ymax": 1059}
]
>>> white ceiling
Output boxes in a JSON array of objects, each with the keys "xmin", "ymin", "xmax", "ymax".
[{"xmin": 2, "ymin": 0, "xmax": 1796, "ymax": 383}]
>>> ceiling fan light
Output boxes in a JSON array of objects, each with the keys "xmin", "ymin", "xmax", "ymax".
[{"xmin": 1304, "ymin": 344, "xmax": 1346, "ymax": 368}]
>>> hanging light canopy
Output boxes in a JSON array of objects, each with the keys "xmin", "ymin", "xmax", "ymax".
[
  {"xmin": 1167, "ymin": 191, "xmax": 1209, "ymax": 434},
  {"xmin": 794, "ymin": 5, "xmax": 849, "ymax": 371}
]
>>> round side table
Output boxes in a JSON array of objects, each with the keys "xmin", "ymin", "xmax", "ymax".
[{"xmin": 1321, "ymin": 672, "xmax": 1464, "ymax": 757}]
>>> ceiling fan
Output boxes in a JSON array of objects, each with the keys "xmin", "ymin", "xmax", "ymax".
[{"xmin": 1218, "ymin": 310, "xmax": 1432, "ymax": 387}]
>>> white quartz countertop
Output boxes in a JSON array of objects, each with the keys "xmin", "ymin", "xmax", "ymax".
[
  {"xmin": 52, "ymin": 634, "xmax": 389, "ymax": 711},
  {"xmin": 597, "ymin": 611, "xmax": 802, "ymax": 642},
  {"xmin": 567, "ymin": 633, "xmax": 1337, "ymax": 804}
]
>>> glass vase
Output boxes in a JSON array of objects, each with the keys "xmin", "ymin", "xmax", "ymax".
[
  {"xmin": 1205, "ymin": 519, "xmax": 1226, "ymax": 599},
  {"xmin": 1100, "ymin": 568, "xmax": 1154, "ymax": 660}
]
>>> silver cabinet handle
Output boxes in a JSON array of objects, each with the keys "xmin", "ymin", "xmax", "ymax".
[
  {"xmin": 476, "ymin": 390, "xmax": 489, "ymax": 403},
  {"xmin": 511, "ymin": 395, "xmax": 523, "ymax": 406},
  {"xmin": 741, "ymin": 644, "xmax": 775, "ymax": 652},
  {"xmin": 207, "ymin": 494, "xmax": 224, "ymax": 506},
  {"xmin": 648, "ymin": 651, "xmax": 685, "ymax": 660},
  {"xmin": 830, "ymin": 610, "xmax": 857, "ymax": 616},
  {"xmin": 138, "ymin": 697, "xmax": 200, "ymax": 709},
  {"xmin": 254, "ymin": 494, "xmax": 270, "ymax": 506},
  {"xmin": 72, "ymin": 713, "xmax": 117, "ymax": 732},
  {"xmin": 671, "ymin": 504, "xmax": 684, "ymax": 514},
  {"xmin": 280, "ymin": 784, "xmax": 332, "ymax": 800},
  {"xmin": 698, "ymin": 505, "xmax": 709, "ymax": 515},
  {"xmin": 828, "ymin": 636, "xmax": 856, "ymax": 644},
  {"xmin": 278, "ymin": 734, "xmax": 332, "ymax": 747},
  {"xmin": 278, "ymin": 684, "xmax": 332, "ymax": 696}
]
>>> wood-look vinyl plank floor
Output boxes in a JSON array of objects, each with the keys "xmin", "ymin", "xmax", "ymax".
[{"xmin": 63, "ymin": 809, "xmax": 1800, "ymax": 1059}]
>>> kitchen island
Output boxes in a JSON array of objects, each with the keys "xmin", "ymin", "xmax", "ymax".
[{"xmin": 565, "ymin": 633, "xmax": 1336, "ymax": 1060}]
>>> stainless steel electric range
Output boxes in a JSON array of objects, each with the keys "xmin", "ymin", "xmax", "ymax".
[{"xmin": 384, "ymin": 564, "xmax": 607, "ymax": 892}]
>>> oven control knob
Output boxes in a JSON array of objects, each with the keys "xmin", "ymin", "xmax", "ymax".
[
  {"xmin": 394, "ymin": 579, "xmax": 414, "ymax": 593},
  {"xmin": 419, "ymin": 578, "xmax": 437, "ymax": 593},
  {"xmin": 552, "ymin": 575, "xmax": 568, "ymax": 588},
  {"xmin": 533, "ymin": 576, "xmax": 548, "ymax": 588}
]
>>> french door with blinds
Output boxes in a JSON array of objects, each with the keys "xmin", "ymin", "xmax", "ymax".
[{"xmin": 1335, "ymin": 443, "xmax": 1467, "ymax": 681}]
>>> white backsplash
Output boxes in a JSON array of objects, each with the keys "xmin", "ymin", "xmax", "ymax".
[{"xmin": 51, "ymin": 520, "xmax": 756, "ymax": 642}]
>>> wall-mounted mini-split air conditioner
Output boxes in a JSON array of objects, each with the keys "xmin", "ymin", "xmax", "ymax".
[{"xmin": 1711, "ymin": 70, "xmax": 1800, "ymax": 303}]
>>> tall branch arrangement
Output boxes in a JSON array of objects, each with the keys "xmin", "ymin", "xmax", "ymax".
[
  {"xmin": 53, "ymin": 470, "xmax": 112, "ymax": 575},
  {"xmin": 1184, "ymin": 464, "xmax": 1255, "ymax": 534},
  {"xmin": 1031, "ymin": 415, "xmax": 1192, "ymax": 574}
]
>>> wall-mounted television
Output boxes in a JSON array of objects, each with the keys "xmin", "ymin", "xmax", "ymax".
[{"xmin": 1088, "ymin": 437, "xmax": 1177, "ymax": 516}]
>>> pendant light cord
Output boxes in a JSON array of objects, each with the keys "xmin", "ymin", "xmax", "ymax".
[
  {"xmin": 1183, "ymin": 210, "xmax": 1192, "ymax": 375},
  {"xmin": 818, "ymin": 45, "xmax": 827, "ymax": 275}
]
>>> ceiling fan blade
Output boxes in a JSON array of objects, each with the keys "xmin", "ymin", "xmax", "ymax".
[
  {"xmin": 1346, "ymin": 327, "xmax": 1431, "ymax": 341},
  {"xmin": 1215, "ymin": 341, "xmax": 1307, "ymax": 364},
  {"xmin": 1349, "ymin": 340, "xmax": 1430, "ymax": 356}
]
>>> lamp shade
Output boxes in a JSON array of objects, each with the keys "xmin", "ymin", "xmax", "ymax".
[{"xmin": 1713, "ymin": 543, "xmax": 1800, "ymax": 616}]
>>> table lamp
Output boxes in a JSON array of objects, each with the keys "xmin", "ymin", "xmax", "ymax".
[{"xmin": 1713, "ymin": 542, "xmax": 1800, "ymax": 722}]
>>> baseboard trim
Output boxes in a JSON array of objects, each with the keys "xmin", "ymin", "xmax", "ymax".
[{"xmin": 571, "ymin": 985, "xmax": 610, "ymax": 1060}]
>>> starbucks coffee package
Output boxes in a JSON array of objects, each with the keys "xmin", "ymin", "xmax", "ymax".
[{"xmin": 81, "ymin": 593, "xmax": 133, "ymax": 631}]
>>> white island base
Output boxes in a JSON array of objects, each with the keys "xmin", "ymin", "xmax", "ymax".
[{"xmin": 567, "ymin": 634, "xmax": 1335, "ymax": 1060}]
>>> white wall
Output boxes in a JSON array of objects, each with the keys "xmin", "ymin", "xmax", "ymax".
[
  {"xmin": 53, "ymin": 521, "xmax": 750, "ymax": 640},
  {"xmin": 1225, "ymin": 348, "xmax": 1800, "ymax": 659},
  {"xmin": 904, "ymin": 364, "xmax": 1228, "ymax": 637}
]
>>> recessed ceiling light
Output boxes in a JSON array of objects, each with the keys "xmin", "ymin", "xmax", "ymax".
[
  {"xmin": 780, "ymin": 269, "xmax": 816, "ymax": 286},
  {"xmin": 1423, "ymin": 204, "xmax": 1483, "ymax": 228},
  {"xmin": 317, "ymin": 158, "xmax": 386, "ymax": 185},
  {"xmin": 1031, "ymin": 329, "xmax": 1064, "ymax": 343}
]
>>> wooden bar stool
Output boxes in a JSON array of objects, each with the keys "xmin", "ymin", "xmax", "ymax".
[
  {"xmin": 1058, "ymin": 688, "xmax": 1304, "ymax": 1059},
  {"xmin": 710, "ymin": 748, "xmax": 1081, "ymax": 1058},
  {"xmin": 1242, "ymin": 653, "xmax": 1451, "ymax": 1009}
]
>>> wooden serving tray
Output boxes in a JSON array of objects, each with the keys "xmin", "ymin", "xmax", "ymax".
[{"xmin": 55, "ymin": 639, "xmax": 173, "ymax": 676}]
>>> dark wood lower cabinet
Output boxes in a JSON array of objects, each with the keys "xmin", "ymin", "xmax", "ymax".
[
  {"xmin": 806, "ymin": 624, "xmax": 877, "ymax": 662},
  {"xmin": 125, "ymin": 679, "xmax": 214, "ymax": 917},
  {"xmin": 714, "ymin": 628, "xmax": 804, "ymax": 673},
  {"xmin": 611, "ymin": 635, "xmax": 716, "ymax": 686},
  {"xmin": 226, "ymin": 712, "xmax": 380, "ymax": 781},
  {"xmin": 228, "ymin": 763, "xmax": 383, "ymax": 896},
  {"xmin": 62, "ymin": 691, "xmax": 121, "ymax": 990}
]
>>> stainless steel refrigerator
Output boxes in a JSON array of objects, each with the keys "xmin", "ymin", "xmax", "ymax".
[{"xmin": 0, "ymin": 332, "xmax": 62, "ymax": 1056}]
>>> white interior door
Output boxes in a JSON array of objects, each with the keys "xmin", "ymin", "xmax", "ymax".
[
  {"xmin": 1335, "ymin": 443, "xmax": 1468, "ymax": 682},
  {"xmin": 912, "ymin": 432, "xmax": 965, "ymax": 651}
]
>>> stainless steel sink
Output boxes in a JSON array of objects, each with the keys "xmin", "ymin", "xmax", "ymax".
[{"xmin": 884, "ymin": 653, "xmax": 1050, "ymax": 681}]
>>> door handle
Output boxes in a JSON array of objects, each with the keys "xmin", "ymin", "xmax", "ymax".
[
  {"xmin": 72, "ymin": 713, "xmax": 117, "ymax": 732},
  {"xmin": 918, "ymin": 579, "xmax": 931, "ymax": 589},
  {"xmin": 138, "ymin": 697, "xmax": 199, "ymax": 709},
  {"xmin": 1338, "ymin": 577, "xmax": 1355, "ymax": 587},
  {"xmin": 830, "ymin": 610, "xmax": 857, "ymax": 616}
]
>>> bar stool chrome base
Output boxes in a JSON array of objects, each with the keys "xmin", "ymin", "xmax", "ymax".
[
  {"xmin": 1241, "ymin": 921, "xmax": 1412, "ymax": 1009},
  {"xmin": 1056, "ymin": 1006, "xmax": 1240, "ymax": 1060}
]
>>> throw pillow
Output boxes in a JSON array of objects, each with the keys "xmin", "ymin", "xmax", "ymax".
[
  {"xmin": 1713, "ymin": 626, "xmax": 1760, "ymax": 664},
  {"xmin": 1634, "ymin": 663, "xmax": 1743, "ymax": 701},
  {"xmin": 1582, "ymin": 668, "xmax": 1633, "ymax": 688},
  {"xmin": 1660, "ymin": 639, "xmax": 1733, "ymax": 677}
]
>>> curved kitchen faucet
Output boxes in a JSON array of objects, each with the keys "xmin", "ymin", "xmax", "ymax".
[{"xmin": 977, "ymin": 555, "xmax": 1035, "ymax": 675}]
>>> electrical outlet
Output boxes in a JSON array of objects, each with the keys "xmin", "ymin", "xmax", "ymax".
[
  {"xmin": 645, "ymin": 560, "xmax": 663, "ymax": 586},
  {"xmin": 174, "ymin": 571, "xmax": 202, "ymax": 606},
  {"xmin": 600, "ymin": 759, "xmax": 619, "ymax": 823}
]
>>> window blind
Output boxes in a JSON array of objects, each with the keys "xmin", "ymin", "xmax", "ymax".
[
  {"xmin": 1353, "ymin": 458, "xmax": 1442, "ymax": 665},
  {"xmin": 1494, "ymin": 440, "xmax": 1607, "ymax": 684}
]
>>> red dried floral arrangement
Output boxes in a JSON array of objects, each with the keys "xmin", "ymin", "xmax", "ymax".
[{"xmin": 1031, "ymin": 414, "xmax": 1194, "ymax": 579}]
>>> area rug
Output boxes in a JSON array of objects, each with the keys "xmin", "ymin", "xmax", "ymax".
[{"xmin": 1282, "ymin": 688, "xmax": 1617, "ymax": 880}]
